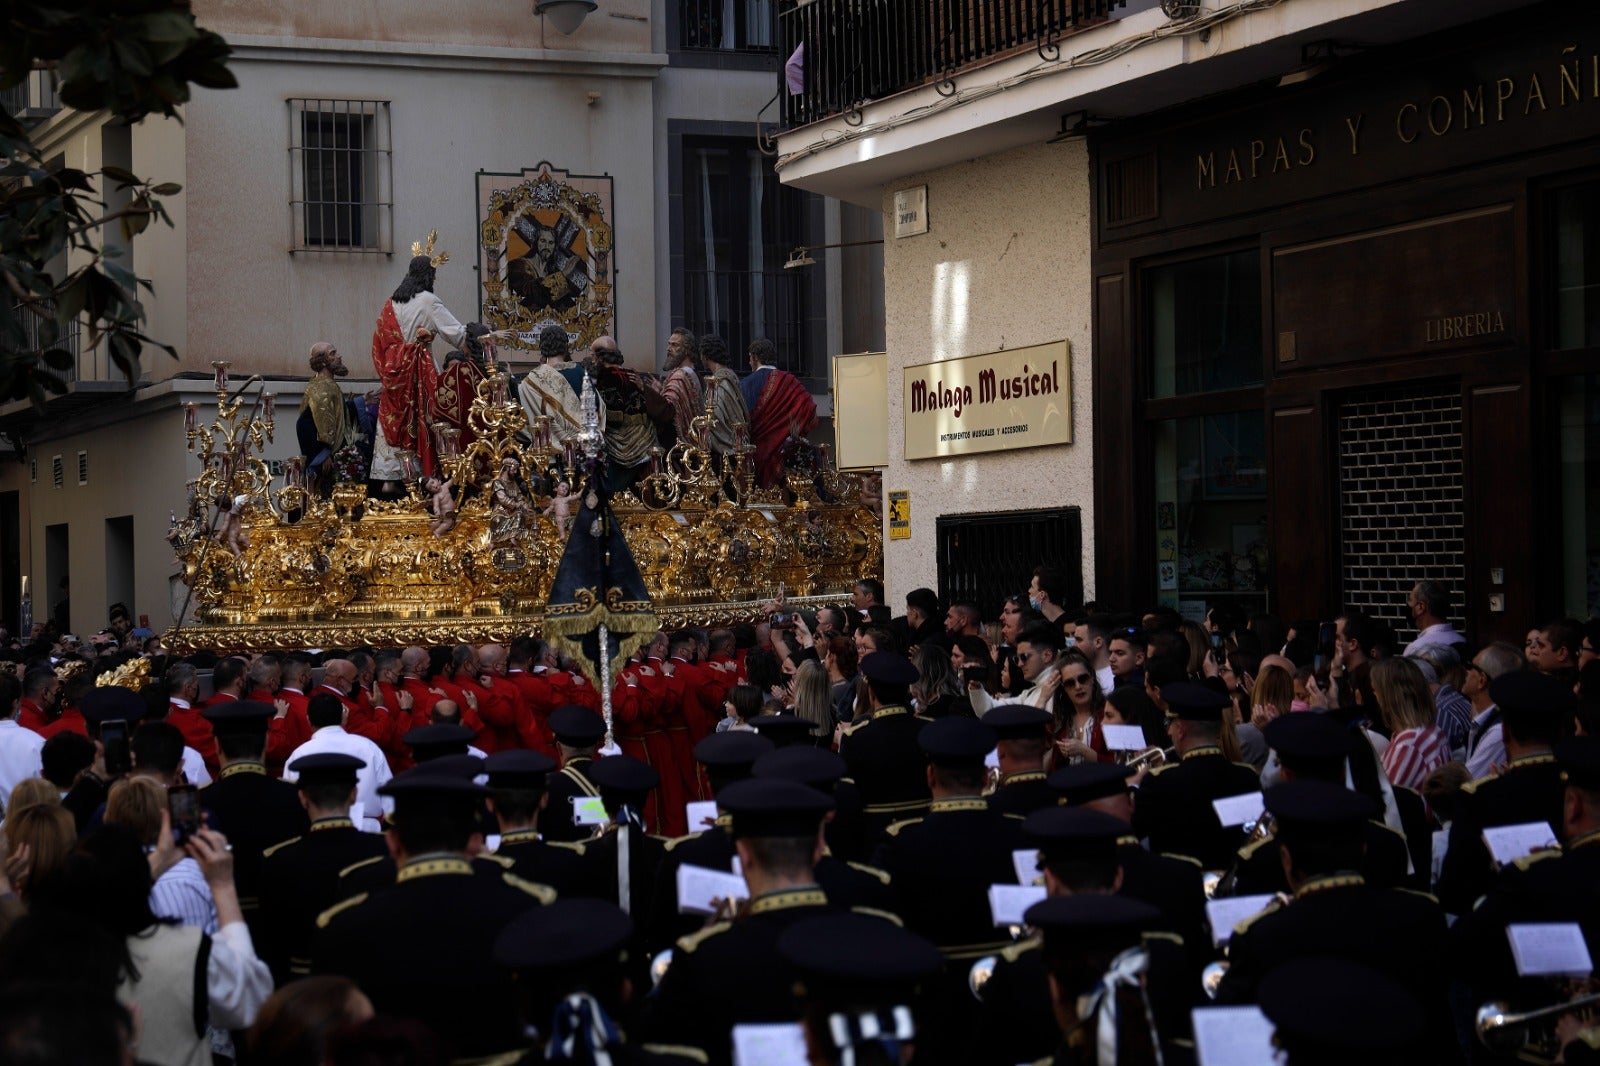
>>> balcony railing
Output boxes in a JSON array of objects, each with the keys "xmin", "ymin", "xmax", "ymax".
[
  {"xmin": 5, "ymin": 303, "xmax": 111, "ymax": 389},
  {"xmin": 780, "ymin": 0, "xmax": 1125, "ymax": 127},
  {"xmin": 1, "ymin": 67, "xmax": 62, "ymax": 127}
]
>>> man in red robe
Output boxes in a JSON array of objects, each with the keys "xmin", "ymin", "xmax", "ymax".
[{"xmin": 741, "ymin": 338, "xmax": 818, "ymax": 488}]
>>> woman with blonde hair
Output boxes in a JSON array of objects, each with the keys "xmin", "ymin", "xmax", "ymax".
[
  {"xmin": 791, "ymin": 659, "xmax": 835, "ymax": 744},
  {"xmin": 1372, "ymin": 657, "xmax": 1449, "ymax": 791},
  {"xmin": 1249, "ymin": 664, "xmax": 1296, "ymax": 731},
  {"xmin": 2, "ymin": 802, "xmax": 75, "ymax": 901},
  {"xmin": 6, "ymin": 777, "xmax": 60, "ymax": 819}
]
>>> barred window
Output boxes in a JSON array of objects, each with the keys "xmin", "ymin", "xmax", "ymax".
[{"xmin": 288, "ymin": 99, "xmax": 392, "ymax": 252}]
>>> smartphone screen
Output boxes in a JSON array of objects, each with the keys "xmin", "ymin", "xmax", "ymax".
[
  {"xmin": 1318, "ymin": 621, "xmax": 1337, "ymax": 649},
  {"xmin": 169, "ymin": 784, "xmax": 201, "ymax": 843},
  {"xmin": 101, "ymin": 719, "xmax": 132, "ymax": 776}
]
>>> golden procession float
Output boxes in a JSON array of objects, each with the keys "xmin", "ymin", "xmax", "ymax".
[{"xmin": 164, "ymin": 338, "xmax": 880, "ymax": 657}]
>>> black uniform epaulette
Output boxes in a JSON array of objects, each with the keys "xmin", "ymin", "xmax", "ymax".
[
  {"xmin": 503, "ymin": 873, "xmax": 557, "ymax": 903},
  {"xmin": 664, "ymin": 831, "xmax": 704, "ymax": 852},
  {"xmin": 479, "ymin": 852, "xmax": 515, "ymax": 869},
  {"xmin": 339, "ymin": 854, "xmax": 386, "ymax": 879},
  {"xmin": 1143, "ymin": 929, "xmax": 1186, "ymax": 949},
  {"xmin": 884, "ymin": 816, "xmax": 924, "ymax": 838},
  {"xmin": 316, "ymin": 892, "xmax": 369, "ymax": 928},
  {"xmin": 1460, "ymin": 775, "xmax": 1493, "ymax": 794},
  {"xmin": 1510, "ymin": 848, "xmax": 1562, "ymax": 872},
  {"xmin": 1146, "ymin": 762, "xmax": 1177, "ymax": 776},
  {"xmin": 1394, "ymin": 886, "xmax": 1442, "ymax": 904},
  {"xmin": 639, "ymin": 1045, "xmax": 711, "ymax": 1064},
  {"xmin": 1160, "ymin": 852, "xmax": 1204, "ymax": 869},
  {"xmin": 549, "ymin": 840, "xmax": 587, "ymax": 854},
  {"xmin": 676, "ymin": 920, "xmax": 732, "ymax": 954},
  {"xmin": 999, "ymin": 937, "xmax": 1040, "ymax": 963},
  {"xmin": 262, "ymin": 835, "xmax": 302, "ymax": 859},
  {"xmin": 846, "ymin": 861, "xmax": 891, "ymax": 885},
  {"xmin": 849, "ymin": 906, "xmax": 903, "ymax": 926}
]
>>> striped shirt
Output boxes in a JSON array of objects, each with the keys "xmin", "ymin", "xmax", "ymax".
[
  {"xmin": 1381, "ymin": 725, "xmax": 1450, "ymax": 792},
  {"xmin": 149, "ymin": 857, "xmax": 218, "ymax": 934},
  {"xmin": 1432, "ymin": 684, "xmax": 1473, "ymax": 758}
]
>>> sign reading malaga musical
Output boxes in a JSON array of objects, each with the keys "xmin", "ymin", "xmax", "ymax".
[{"xmin": 902, "ymin": 340, "xmax": 1072, "ymax": 460}]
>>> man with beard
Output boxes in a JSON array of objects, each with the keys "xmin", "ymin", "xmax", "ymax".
[
  {"xmin": 699, "ymin": 334, "xmax": 749, "ymax": 470},
  {"xmin": 506, "ymin": 218, "xmax": 590, "ymax": 315},
  {"xmin": 660, "ymin": 327, "xmax": 705, "ymax": 447},
  {"xmin": 589, "ymin": 335, "xmax": 672, "ymax": 492},
  {"xmin": 298, "ymin": 342, "xmax": 365, "ymax": 492}
]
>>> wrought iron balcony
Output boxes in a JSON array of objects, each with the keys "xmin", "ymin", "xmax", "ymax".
[
  {"xmin": 2, "ymin": 67, "xmax": 62, "ymax": 128},
  {"xmin": 779, "ymin": 0, "xmax": 1125, "ymax": 127}
]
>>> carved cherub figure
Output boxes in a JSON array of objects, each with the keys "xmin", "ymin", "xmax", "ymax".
[
  {"xmin": 215, "ymin": 494, "xmax": 250, "ymax": 559},
  {"xmin": 424, "ymin": 476, "xmax": 457, "ymax": 537},
  {"xmin": 543, "ymin": 479, "xmax": 574, "ymax": 537}
]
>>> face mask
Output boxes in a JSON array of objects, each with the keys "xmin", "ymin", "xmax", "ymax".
[
  {"xmin": 1028, "ymin": 595, "xmax": 1043, "ymax": 611},
  {"xmin": 1064, "ymin": 636, "xmax": 1077, "ymax": 649}
]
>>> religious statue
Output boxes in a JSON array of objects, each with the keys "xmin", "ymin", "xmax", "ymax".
[
  {"xmin": 698, "ymin": 335, "xmax": 750, "ymax": 460},
  {"xmin": 297, "ymin": 342, "xmax": 369, "ymax": 495},
  {"xmin": 489, "ymin": 457, "xmax": 535, "ymax": 543},
  {"xmin": 371, "ymin": 232, "xmax": 468, "ymax": 486},
  {"xmin": 431, "ymin": 323, "xmax": 493, "ymax": 458},
  {"xmin": 660, "ymin": 327, "xmax": 705, "ymax": 448},
  {"xmin": 215, "ymin": 494, "xmax": 250, "ymax": 560},
  {"xmin": 425, "ymin": 476, "xmax": 457, "ymax": 537},
  {"xmin": 544, "ymin": 480, "xmax": 574, "ymax": 538},
  {"xmin": 742, "ymin": 338, "xmax": 819, "ymax": 489},
  {"xmin": 589, "ymin": 335, "xmax": 674, "ymax": 492},
  {"xmin": 518, "ymin": 324, "xmax": 604, "ymax": 455}
]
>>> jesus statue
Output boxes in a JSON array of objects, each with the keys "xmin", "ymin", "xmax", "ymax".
[{"xmin": 370, "ymin": 244, "xmax": 481, "ymax": 486}]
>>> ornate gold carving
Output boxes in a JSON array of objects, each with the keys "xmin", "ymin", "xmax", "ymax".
[{"xmin": 168, "ymin": 363, "xmax": 882, "ymax": 655}]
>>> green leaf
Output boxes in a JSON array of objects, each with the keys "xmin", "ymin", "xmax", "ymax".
[
  {"xmin": 148, "ymin": 182, "xmax": 181, "ymax": 196},
  {"xmin": 100, "ymin": 164, "xmax": 140, "ymax": 186},
  {"xmin": 119, "ymin": 194, "xmax": 153, "ymax": 240}
]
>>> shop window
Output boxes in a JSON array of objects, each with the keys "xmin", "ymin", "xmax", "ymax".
[
  {"xmin": 1150, "ymin": 413, "xmax": 1269, "ymax": 621},
  {"xmin": 1556, "ymin": 373, "xmax": 1600, "ymax": 617},
  {"xmin": 1554, "ymin": 182, "xmax": 1600, "ymax": 350},
  {"xmin": 1148, "ymin": 250, "xmax": 1262, "ymax": 398}
]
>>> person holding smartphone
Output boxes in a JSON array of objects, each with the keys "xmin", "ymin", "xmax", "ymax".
[{"xmin": 62, "ymin": 686, "xmax": 147, "ymax": 833}]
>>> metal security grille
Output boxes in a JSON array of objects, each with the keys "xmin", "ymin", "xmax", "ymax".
[
  {"xmin": 288, "ymin": 99, "xmax": 392, "ymax": 252},
  {"xmin": 936, "ymin": 508, "xmax": 1082, "ymax": 620},
  {"xmin": 681, "ymin": 0, "xmax": 776, "ymax": 50},
  {"xmin": 1338, "ymin": 382, "xmax": 1467, "ymax": 644}
]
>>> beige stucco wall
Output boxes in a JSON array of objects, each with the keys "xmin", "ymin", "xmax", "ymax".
[
  {"xmin": 195, "ymin": 0, "xmax": 651, "ymax": 55},
  {"xmin": 23, "ymin": 381, "xmax": 319, "ymax": 633},
  {"xmin": 879, "ymin": 138, "xmax": 1094, "ymax": 608},
  {"xmin": 178, "ymin": 46, "xmax": 660, "ymax": 380}
]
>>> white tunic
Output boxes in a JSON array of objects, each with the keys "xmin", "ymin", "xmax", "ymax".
[{"xmin": 282, "ymin": 725, "xmax": 394, "ymax": 831}]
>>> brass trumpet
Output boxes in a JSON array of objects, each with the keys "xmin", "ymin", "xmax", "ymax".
[
  {"xmin": 1477, "ymin": 992, "xmax": 1600, "ymax": 1055},
  {"xmin": 1124, "ymin": 746, "xmax": 1176, "ymax": 769}
]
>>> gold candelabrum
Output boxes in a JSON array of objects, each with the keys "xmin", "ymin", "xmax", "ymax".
[{"xmin": 167, "ymin": 361, "xmax": 882, "ymax": 653}]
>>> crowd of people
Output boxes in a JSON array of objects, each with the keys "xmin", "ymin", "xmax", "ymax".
[{"xmin": 0, "ymin": 571, "xmax": 1599, "ymax": 1066}]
